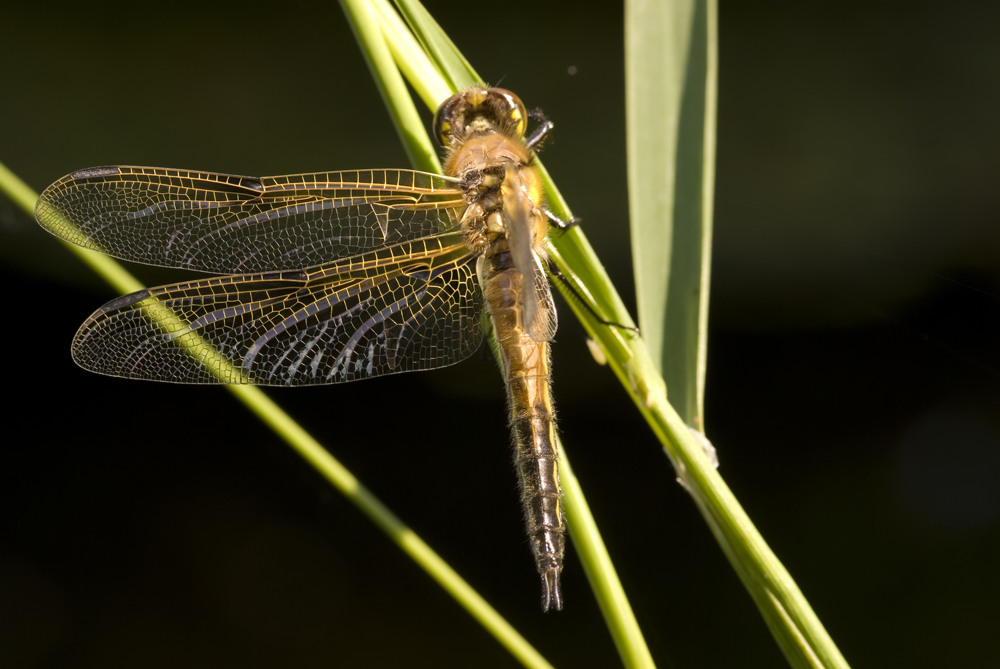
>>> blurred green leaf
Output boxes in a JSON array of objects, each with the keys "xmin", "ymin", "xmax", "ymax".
[{"xmin": 626, "ymin": 0, "xmax": 715, "ymax": 430}]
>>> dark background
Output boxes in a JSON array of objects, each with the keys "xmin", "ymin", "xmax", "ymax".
[{"xmin": 3, "ymin": 2, "xmax": 1000, "ymax": 667}]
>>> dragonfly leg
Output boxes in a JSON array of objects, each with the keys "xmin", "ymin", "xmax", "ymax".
[
  {"xmin": 525, "ymin": 109, "xmax": 556, "ymax": 151},
  {"xmin": 544, "ymin": 208, "xmax": 581, "ymax": 231},
  {"xmin": 546, "ymin": 259, "xmax": 640, "ymax": 333}
]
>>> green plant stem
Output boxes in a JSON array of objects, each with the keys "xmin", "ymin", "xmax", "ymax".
[
  {"xmin": 341, "ymin": 0, "xmax": 440, "ymax": 171},
  {"xmin": 232, "ymin": 384, "xmax": 556, "ymax": 669},
  {"xmin": 635, "ymin": 356, "xmax": 849, "ymax": 669},
  {"xmin": 560, "ymin": 452, "xmax": 653, "ymax": 668},
  {"xmin": 623, "ymin": 0, "xmax": 848, "ymax": 665}
]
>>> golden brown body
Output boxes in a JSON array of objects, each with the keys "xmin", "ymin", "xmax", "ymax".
[
  {"xmin": 440, "ymin": 88, "xmax": 565, "ymax": 611},
  {"xmin": 485, "ymin": 258, "xmax": 563, "ymax": 611}
]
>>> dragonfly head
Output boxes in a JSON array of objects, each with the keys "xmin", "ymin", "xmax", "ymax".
[{"xmin": 433, "ymin": 87, "xmax": 528, "ymax": 147}]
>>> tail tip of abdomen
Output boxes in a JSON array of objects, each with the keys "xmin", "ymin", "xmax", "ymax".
[{"xmin": 541, "ymin": 568, "xmax": 563, "ymax": 612}]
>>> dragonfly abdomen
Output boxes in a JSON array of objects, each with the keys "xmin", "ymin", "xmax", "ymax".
[
  {"xmin": 484, "ymin": 264, "xmax": 565, "ymax": 612},
  {"xmin": 441, "ymin": 86, "xmax": 566, "ymax": 610},
  {"xmin": 507, "ymin": 355, "xmax": 564, "ymax": 612}
]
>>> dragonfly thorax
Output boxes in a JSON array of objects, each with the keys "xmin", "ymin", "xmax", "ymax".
[
  {"xmin": 451, "ymin": 137, "xmax": 546, "ymax": 263},
  {"xmin": 444, "ymin": 132, "xmax": 532, "ymax": 182}
]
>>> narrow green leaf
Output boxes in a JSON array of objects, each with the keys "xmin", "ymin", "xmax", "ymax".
[
  {"xmin": 366, "ymin": 0, "xmax": 452, "ymax": 109},
  {"xmin": 340, "ymin": 0, "xmax": 440, "ymax": 172},
  {"xmin": 626, "ymin": 0, "xmax": 715, "ymax": 430},
  {"xmin": 626, "ymin": 2, "xmax": 849, "ymax": 666},
  {"xmin": 393, "ymin": 0, "xmax": 481, "ymax": 90}
]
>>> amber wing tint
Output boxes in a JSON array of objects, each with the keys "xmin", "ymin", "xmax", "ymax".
[{"xmin": 36, "ymin": 166, "xmax": 485, "ymax": 385}]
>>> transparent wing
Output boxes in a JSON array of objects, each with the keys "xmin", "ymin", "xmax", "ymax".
[
  {"xmin": 35, "ymin": 166, "xmax": 467, "ymax": 273},
  {"xmin": 501, "ymin": 169, "xmax": 555, "ymax": 342},
  {"xmin": 528, "ymin": 250, "xmax": 558, "ymax": 343},
  {"xmin": 71, "ymin": 232, "xmax": 485, "ymax": 385}
]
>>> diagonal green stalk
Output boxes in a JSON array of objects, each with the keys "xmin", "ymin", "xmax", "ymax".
[
  {"xmin": 625, "ymin": 1, "xmax": 848, "ymax": 667},
  {"xmin": 341, "ymin": 0, "xmax": 441, "ymax": 172}
]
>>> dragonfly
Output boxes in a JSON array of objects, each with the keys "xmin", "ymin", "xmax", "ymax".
[{"xmin": 36, "ymin": 87, "xmax": 571, "ymax": 611}]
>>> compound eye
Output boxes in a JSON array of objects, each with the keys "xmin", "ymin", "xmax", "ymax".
[
  {"xmin": 433, "ymin": 93, "xmax": 461, "ymax": 146},
  {"xmin": 487, "ymin": 88, "xmax": 528, "ymax": 138}
]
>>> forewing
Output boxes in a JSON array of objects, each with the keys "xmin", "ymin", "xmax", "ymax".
[
  {"xmin": 71, "ymin": 232, "xmax": 485, "ymax": 385},
  {"xmin": 35, "ymin": 166, "xmax": 466, "ymax": 273}
]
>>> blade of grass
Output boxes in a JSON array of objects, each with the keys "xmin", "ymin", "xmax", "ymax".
[
  {"xmin": 341, "ymin": 0, "xmax": 440, "ymax": 172},
  {"xmin": 391, "ymin": 0, "xmax": 479, "ymax": 92},
  {"xmin": 368, "ymin": 0, "xmax": 452, "ymax": 109},
  {"xmin": 559, "ymin": 451, "xmax": 654, "ymax": 668},
  {"xmin": 625, "ymin": 1, "xmax": 849, "ymax": 666},
  {"xmin": 626, "ymin": 0, "xmax": 714, "ymax": 431}
]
